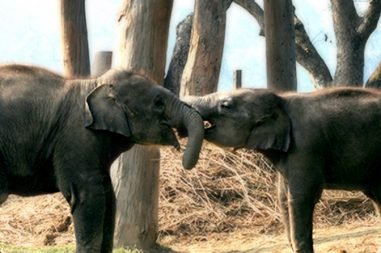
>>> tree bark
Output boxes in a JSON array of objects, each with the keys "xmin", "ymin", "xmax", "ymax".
[
  {"xmin": 111, "ymin": 0, "xmax": 173, "ymax": 250},
  {"xmin": 264, "ymin": 0, "xmax": 297, "ymax": 91},
  {"xmin": 294, "ymin": 15, "xmax": 333, "ymax": 88},
  {"xmin": 60, "ymin": 0, "xmax": 90, "ymax": 77},
  {"xmin": 234, "ymin": 0, "xmax": 332, "ymax": 88},
  {"xmin": 164, "ymin": 14, "xmax": 193, "ymax": 96},
  {"xmin": 180, "ymin": 0, "xmax": 229, "ymax": 96},
  {"xmin": 331, "ymin": 0, "xmax": 381, "ymax": 86}
]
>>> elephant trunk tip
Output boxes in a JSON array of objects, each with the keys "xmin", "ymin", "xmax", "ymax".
[
  {"xmin": 181, "ymin": 115, "xmax": 204, "ymax": 170},
  {"xmin": 167, "ymin": 94, "xmax": 204, "ymax": 170},
  {"xmin": 182, "ymin": 146, "xmax": 201, "ymax": 170}
]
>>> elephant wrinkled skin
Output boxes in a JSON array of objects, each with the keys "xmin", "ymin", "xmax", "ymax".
[
  {"xmin": 184, "ymin": 87, "xmax": 381, "ymax": 253},
  {"xmin": 0, "ymin": 64, "xmax": 204, "ymax": 253}
]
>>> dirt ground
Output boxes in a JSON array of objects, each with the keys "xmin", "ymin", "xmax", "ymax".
[
  {"xmin": 162, "ymin": 224, "xmax": 381, "ymax": 253},
  {"xmin": 1, "ymin": 194, "xmax": 381, "ymax": 253},
  {"xmin": 1, "ymin": 147, "xmax": 380, "ymax": 253}
]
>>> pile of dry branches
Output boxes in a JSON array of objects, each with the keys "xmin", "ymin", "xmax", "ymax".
[{"xmin": 159, "ymin": 143, "xmax": 376, "ymax": 238}]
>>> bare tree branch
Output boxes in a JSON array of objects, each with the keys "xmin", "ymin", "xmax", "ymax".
[
  {"xmin": 331, "ymin": 0, "xmax": 360, "ymax": 39},
  {"xmin": 233, "ymin": 0, "xmax": 264, "ymax": 35},
  {"xmin": 233, "ymin": 0, "xmax": 332, "ymax": 87},
  {"xmin": 225, "ymin": 0, "xmax": 234, "ymax": 11},
  {"xmin": 357, "ymin": 0, "xmax": 381, "ymax": 39},
  {"xmin": 294, "ymin": 16, "xmax": 333, "ymax": 87}
]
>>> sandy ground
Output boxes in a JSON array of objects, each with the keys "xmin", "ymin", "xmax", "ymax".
[{"xmin": 162, "ymin": 224, "xmax": 381, "ymax": 253}]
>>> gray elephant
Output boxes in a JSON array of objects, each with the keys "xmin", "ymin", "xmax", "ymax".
[
  {"xmin": 184, "ymin": 87, "xmax": 381, "ymax": 253},
  {"xmin": 0, "ymin": 64, "xmax": 204, "ymax": 253}
]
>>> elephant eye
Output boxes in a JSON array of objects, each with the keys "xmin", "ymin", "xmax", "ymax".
[{"xmin": 154, "ymin": 97, "xmax": 165, "ymax": 112}]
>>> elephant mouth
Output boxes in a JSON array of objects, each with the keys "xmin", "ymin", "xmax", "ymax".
[
  {"xmin": 175, "ymin": 120, "xmax": 214, "ymax": 138},
  {"xmin": 204, "ymin": 120, "xmax": 216, "ymax": 133},
  {"xmin": 160, "ymin": 121, "xmax": 181, "ymax": 150}
]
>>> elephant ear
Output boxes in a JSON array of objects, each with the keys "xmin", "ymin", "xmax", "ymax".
[
  {"xmin": 246, "ymin": 108, "xmax": 291, "ymax": 152},
  {"xmin": 84, "ymin": 84, "xmax": 131, "ymax": 138}
]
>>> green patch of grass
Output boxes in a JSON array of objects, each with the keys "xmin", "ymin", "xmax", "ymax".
[{"xmin": 0, "ymin": 244, "xmax": 74, "ymax": 253}]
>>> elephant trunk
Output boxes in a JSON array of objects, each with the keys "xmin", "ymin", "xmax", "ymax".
[
  {"xmin": 165, "ymin": 93, "xmax": 204, "ymax": 170},
  {"xmin": 181, "ymin": 94, "xmax": 216, "ymax": 118}
]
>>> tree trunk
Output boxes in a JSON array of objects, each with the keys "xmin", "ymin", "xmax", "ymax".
[
  {"xmin": 164, "ymin": 14, "xmax": 193, "ymax": 96},
  {"xmin": 332, "ymin": 0, "xmax": 364, "ymax": 86},
  {"xmin": 264, "ymin": 0, "xmax": 297, "ymax": 91},
  {"xmin": 235, "ymin": 0, "xmax": 381, "ymax": 88},
  {"xmin": 111, "ymin": 0, "xmax": 173, "ymax": 250},
  {"xmin": 331, "ymin": 0, "xmax": 381, "ymax": 86},
  {"xmin": 180, "ymin": 0, "xmax": 229, "ymax": 96},
  {"xmin": 60, "ymin": 0, "xmax": 90, "ymax": 77}
]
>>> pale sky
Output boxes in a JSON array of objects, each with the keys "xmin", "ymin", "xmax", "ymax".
[{"xmin": 0, "ymin": 0, "xmax": 380, "ymax": 92}]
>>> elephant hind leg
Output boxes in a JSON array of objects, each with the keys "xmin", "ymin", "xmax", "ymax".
[
  {"xmin": 0, "ymin": 169, "xmax": 8, "ymax": 205},
  {"xmin": 277, "ymin": 174, "xmax": 292, "ymax": 248}
]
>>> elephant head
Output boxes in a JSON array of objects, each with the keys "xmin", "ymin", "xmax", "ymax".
[
  {"xmin": 183, "ymin": 89, "xmax": 291, "ymax": 152},
  {"xmin": 84, "ymin": 69, "xmax": 204, "ymax": 169}
]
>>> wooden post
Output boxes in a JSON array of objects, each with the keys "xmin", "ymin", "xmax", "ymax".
[
  {"xmin": 92, "ymin": 51, "xmax": 113, "ymax": 76},
  {"xmin": 264, "ymin": 0, "xmax": 297, "ymax": 91},
  {"xmin": 180, "ymin": 0, "xmax": 228, "ymax": 96},
  {"xmin": 60, "ymin": 0, "xmax": 90, "ymax": 77},
  {"xmin": 111, "ymin": 0, "xmax": 173, "ymax": 250},
  {"xmin": 234, "ymin": 69, "xmax": 242, "ymax": 89}
]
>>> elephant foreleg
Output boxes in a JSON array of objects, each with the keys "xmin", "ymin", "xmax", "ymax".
[
  {"xmin": 288, "ymin": 195, "xmax": 315, "ymax": 253},
  {"xmin": 100, "ymin": 176, "xmax": 116, "ymax": 253},
  {"xmin": 288, "ymin": 173, "xmax": 322, "ymax": 253},
  {"xmin": 59, "ymin": 173, "xmax": 109, "ymax": 253}
]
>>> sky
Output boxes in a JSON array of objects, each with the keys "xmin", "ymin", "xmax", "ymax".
[{"xmin": 0, "ymin": 0, "xmax": 380, "ymax": 92}]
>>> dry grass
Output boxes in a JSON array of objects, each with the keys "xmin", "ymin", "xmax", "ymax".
[
  {"xmin": 0, "ymin": 143, "xmax": 378, "ymax": 247},
  {"xmin": 159, "ymin": 143, "xmax": 376, "ymax": 239}
]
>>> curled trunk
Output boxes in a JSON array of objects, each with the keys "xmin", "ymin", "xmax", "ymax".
[{"xmin": 166, "ymin": 92, "xmax": 204, "ymax": 169}]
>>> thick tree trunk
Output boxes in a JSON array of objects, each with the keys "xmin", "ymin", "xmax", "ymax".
[
  {"xmin": 111, "ymin": 0, "xmax": 173, "ymax": 250},
  {"xmin": 331, "ymin": 0, "xmax": 381, "ymax": 86},
  {"xmin": 234, "ymin": 0, "xmax": 332, "ymax": 88},
  {"xmin": 264, "ymin": 0, "xmax": 297, "ymax": 91},
  {"xmin": 332, "ymin": 0, "xmax": 364, "ymax": 86},
  {"xmin": 180, "ymin": 0, "xmax": 229, "ymax": 96},
  {"xmin": 60, "ymin": 0, "xmax": 90, "ymax": 77}
]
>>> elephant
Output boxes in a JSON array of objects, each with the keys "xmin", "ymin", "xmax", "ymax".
[
  {"xmin": 184, "ymin": 87, "xmax": 381, "ymax": 253},
  {"xmin": 0, "ymin": 64, "xmax": 204, "ymax": 253}
]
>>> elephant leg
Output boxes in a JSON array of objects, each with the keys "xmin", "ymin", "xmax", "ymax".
[
  {"xmin": 287, "ymin": 173, "xmax": 322, "ymax": 253},
  {"xmin": 277, "ymin": 174, "xmax": 292, "ymax": 249},
  {"xmin": 100, "ymin": 176, "xmax": 116, "ymax": 253},
  {"xmin": 59, "ymin": 171, "xmax": 109, "ymax": 253},
  {"xmin": 0, "ymin": 169, "xmax": 8, "ymax": 205}
]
